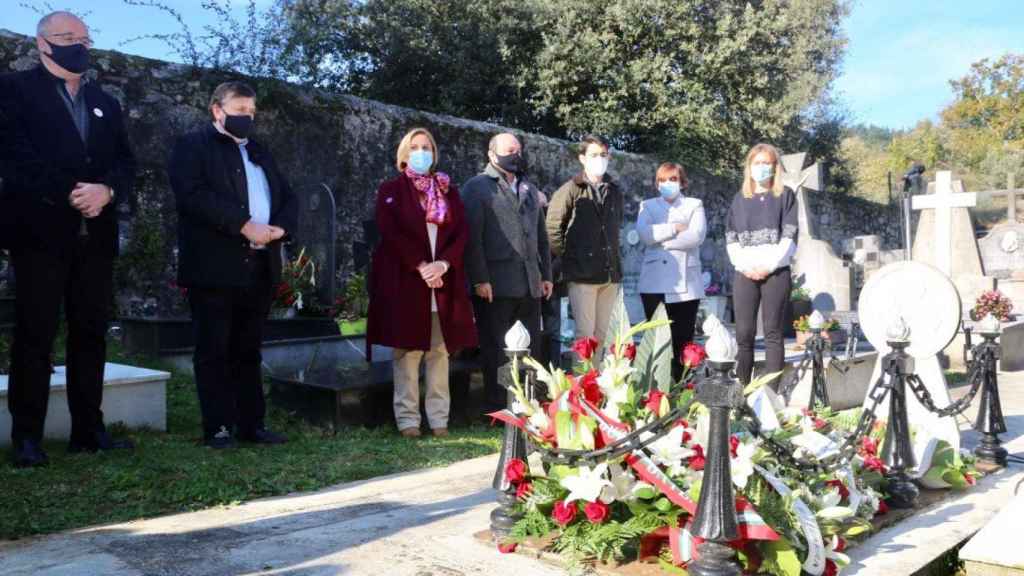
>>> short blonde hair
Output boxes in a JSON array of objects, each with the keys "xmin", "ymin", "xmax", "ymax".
[
  {"xmin": 741, "ymin": 143, "xmax": 785, "ymax": 198},
  {"xmin": 395, "ymin": 128, "xmax": 439, "ymax": 173},
  {"xmin": 655, "ymin": 162, "xmax": 688, "ymax": 189}
]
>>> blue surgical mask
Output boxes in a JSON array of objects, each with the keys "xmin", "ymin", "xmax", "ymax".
[
  {"xmin": 751, "ymin": 164, "xmax": 774, "ymax": 183},
  {"xmin": 658, "ymin": 181, "xmax": 680, "ymax": 200},
  {"xmin": 408, "ymin": 150, "xmax": 433, "ymax": 174}
]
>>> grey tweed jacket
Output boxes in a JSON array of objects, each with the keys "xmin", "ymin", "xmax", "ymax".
[{"xmin": 461, "ymin": 164, "xmax": 552, "ymax": 299}]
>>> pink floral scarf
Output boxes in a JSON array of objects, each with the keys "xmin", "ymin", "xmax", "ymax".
[{"xmin": 404, "ymin": 168, "xmax": 451, "ymax": 226}]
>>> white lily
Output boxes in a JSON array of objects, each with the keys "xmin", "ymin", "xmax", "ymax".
[
  {"xmin": 600, "ymin": 462, "xmax": 638, "ymax": 504},
  {"xmin": 731, "ymin": 441, "xmax": 758, "ymax": 489},
  {"xmin": 561, "ymin": 463, "xmax": 613, "ymax": 503},
  {"xmin": 815, "ymin": 487, "xmax": 843, "ymax": 510},
  {"xmin": 646, "ymin": 426, "xmax": 695, "ymax": 477},
  {"xmin": 528, "ymin": 409, "xmax": 550, "ymax": 431}
]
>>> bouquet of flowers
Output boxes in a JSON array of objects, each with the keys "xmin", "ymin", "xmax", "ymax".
[
  {"xmin": 273, "ymin": 247, "xmax": 316, "ymax": 311},
  {"xmin": 971, "ymin": 290, "xmax": 1014, "ymax": 322},
  {"xmin": 793, "ymin": 315, "xmax": 840, "ymax": 333},
  {"xmin": 489, "ymin": 316, "xmax": 901, "ymax": 575}
]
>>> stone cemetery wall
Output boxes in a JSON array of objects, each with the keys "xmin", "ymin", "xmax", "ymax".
[{"xmin": 0, "ymin": 30, "xmax": 903, "ymax": 316}]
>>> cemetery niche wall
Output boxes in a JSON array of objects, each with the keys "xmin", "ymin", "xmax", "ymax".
[{"xmin": 0, "ymin": 29, "xmax": 903, "ymax": 324}]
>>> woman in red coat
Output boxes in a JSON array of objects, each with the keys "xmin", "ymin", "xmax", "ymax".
[{"xmin": 367, "ymin": 127, "xmax": 477, "ymax": 437}]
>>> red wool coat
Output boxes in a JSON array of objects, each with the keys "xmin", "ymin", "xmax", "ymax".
[{"xmin": 367, "ymin": 174, "xmax": 478, "ymax": 354}]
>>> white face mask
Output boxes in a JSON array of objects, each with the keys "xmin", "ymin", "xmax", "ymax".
[{"xmin": 584, "ymin": 156, "xmax": 609, "ymax": 179}]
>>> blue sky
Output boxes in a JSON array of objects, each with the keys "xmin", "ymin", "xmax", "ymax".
[{"xmin": 3, "ymin": 0, "xmax": 1021, "ymax": 131}]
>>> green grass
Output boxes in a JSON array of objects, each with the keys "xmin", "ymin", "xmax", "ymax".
[{"xmin": 0, "ymin": 343, "xmax": 501, "ymax": 541}]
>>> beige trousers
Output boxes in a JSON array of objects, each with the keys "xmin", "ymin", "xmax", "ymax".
[
  {"xmin": 392, "ymin": 313, "xmax": 449, "ymax": 431},
  {"xmin": 568, "ymin": 282, "xmax": 620, "ymax": 364}
]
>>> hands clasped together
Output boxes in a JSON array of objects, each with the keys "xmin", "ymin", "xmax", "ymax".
[
  {"xmin": 241, "ymin": 221, "xmax": 286, "ymax": 247},
  {"xmin": 418, "ymin": 260, "xmax": 448, "ymax": 289},
  {"xmin": 68, "ymin": 182, "xmax": 112, "ymax": 218}
]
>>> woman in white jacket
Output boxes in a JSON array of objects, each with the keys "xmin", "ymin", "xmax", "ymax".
[{"xmin": 636, "ymin": 162, "xmax": 707, "ymax": 381}]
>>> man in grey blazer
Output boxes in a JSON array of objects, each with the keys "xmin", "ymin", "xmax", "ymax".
[{"xmin": 462, "ymin": 133, "xmax": 553, "ymax": 413}]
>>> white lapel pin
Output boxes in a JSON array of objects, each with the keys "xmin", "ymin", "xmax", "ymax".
[
  {"xmin": 93, "ymin": 107, "xmax": 104, "ymax": 118},
  {"xmin": 385, "ymin": 197, "xmax": 394, "ymax": 204}
]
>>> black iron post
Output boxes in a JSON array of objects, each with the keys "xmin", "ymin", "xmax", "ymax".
[
  {"xmin": 880, "ymin": 340, "xmax": 919, "ymax": 509},
  {"xmin": 490, "ymin": 346, "xmax": 530, "ymax": 541},
  {"xmin": 688, "ymin": 359, "xmax": 744, "ymax": 576},
  {"xmin": 972, "ymin": 328, "xmax": 1008, "ymax": 469},
  {"xmin": 806, "ymin": 327, "xmax": 830, "ymax": 410}
]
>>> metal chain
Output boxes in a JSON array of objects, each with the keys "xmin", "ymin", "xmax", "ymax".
[
  {"xmin": 905, "ymin": 355, "xmax": 987, "ymax": 418},
  {"xmin": 779, "ymin": 349, "xmax": 812, "ymax": 403},
  {"xmin": 740, "ymin": 368, "xmax": 891, "ymax": 473}
]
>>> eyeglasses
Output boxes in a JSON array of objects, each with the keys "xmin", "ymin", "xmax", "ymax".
[{"xmin": 46, "ymin": 33, "xmax": 94, "ymax": 48}]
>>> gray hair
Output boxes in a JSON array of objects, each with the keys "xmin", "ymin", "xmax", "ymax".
[
  {"xmin": 37, "ymin": 11, "xmax": 84, "ymax": 37},
  {"xmin": 488, "ymin": 132, "xmax": 519, "ymax": 153}
]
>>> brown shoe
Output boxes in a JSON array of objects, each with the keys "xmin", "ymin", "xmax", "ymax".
[
  {"xmin": 400, "ymin": 427, "xmax": 422, "ymax": 438},
  {"xmin": 432, "ymin": 428, "xmax": 449, "ymax": 437}
]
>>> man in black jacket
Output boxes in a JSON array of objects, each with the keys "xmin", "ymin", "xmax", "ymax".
[
  {"xmin": 169, "ymin": 81, "xmax": 298, "ymax": 449},
  {"xmin": 545, "ymin": 135, "xmax": 623, "ymax": 366},
  {"xmin": 461, "ymin": 133, "xmax": 553, "ymax": 413},
  {"xmin": 0, "ymin": 11, "xmax": 136, "ymax": 467}
]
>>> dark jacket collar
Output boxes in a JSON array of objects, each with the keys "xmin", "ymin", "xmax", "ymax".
[
  {"xmin": 572, "ymin": 171, "xmax": 614, "ymax": 188},
  {"xmin": 204, "ymin": 122, "xmax": 267, "ymax": 165}
]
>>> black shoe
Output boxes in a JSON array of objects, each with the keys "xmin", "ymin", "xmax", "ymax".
[
  {"xmin": 237, "ymin": 427, "xmax": 287, "ymax": 445},
  {"xmin": 204, "ymin": 426, "xmax": 237, "ymax": 450},
  {"xmin": 12, "ymin": 439, "xmax": 49, "ymax": 468},
  {"xmin": 68, "ymin": 431, "xmax": 135, "ymax": 454}
]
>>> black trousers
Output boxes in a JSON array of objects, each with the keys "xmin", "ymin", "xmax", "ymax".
[
  {"xmin": 640, "ymin": 294, "xmax": 700, "ymax": 382},
  {"xmin": 9, "ymin": 238, "xmax": 113, "ymax": 444},
  {"xmin": 473, "ymin": 295, "xmax": 541, "ymax": 410},
  {"xmin": 188, "ymin": 252, "xmax": 273, "ymax": 439},
  {"xmin": 733, "ymin": 267, "xmax": 791, "ymax": 385}
]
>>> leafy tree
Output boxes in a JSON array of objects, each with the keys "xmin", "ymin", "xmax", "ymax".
[{"xmin": 530, "ymin": 0, "xmax": 849, "ymax": 172}]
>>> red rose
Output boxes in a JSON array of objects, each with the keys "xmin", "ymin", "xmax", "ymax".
[
  {"xmin": 964, "ymin": 472, "xmax": 976, "ymax": 486},
  {"xmin": 552, "ymin": 500, "xmax": 577, "ymax": 526},
  {"xmin": 689, "ymin": 444, "xmax": 706, "ymax": 471},
  {"xmin": 579, "ymin": 370, "xmax": 603, "ymax": 404},
  {"xmin": 862, "ymin": 455, "xmax": 886, "ymax": 473},
  {"xmin": 621, "ymin": 342, "xmax": 637, "ymax": 361},
  {"xmin": 834, "ymin": 538, "xmax": 847, "ymax": 553},
  {"xmin": 860, "ymin": 436, "xmax": 878, "ymax": 456},
  {"xmin": 516, "ymin": 481, "xmax": 533, "ymax": 500},
  {"xmin": 875, "ymin": 499, "xmax": 889, "ymax": 516},
  {"xmin": 681, "ymin": 343, "xmax": 707, "ymax": 368},
  {"xmin": 826, "ymin": 479, "xmax": 850, "ymax": 501},
  {"xmin": 645, "ymin": 390, "xmax": 666, "ymax": 414},
  {"xmin": 814, "ymin": 417, "xmax": 828, "ymax": 430},
  {"xmin": 505, "ymin": 458, "xmax": 527, "ymax": 484},
  {"xmin": 497, "ymin": 541, "xmax": 518, "ymax": 554},
  {"xmin": 729, "ymin": 435, "xmax": 740, "ymax": 458},
  {"xmin": 824, "ymin": 559, "xmax": 838, "ymax": 576},
  {"xmin": 572, "ymin": 337, "xmax": 600, "ymax": 361},
  {"xmin": 584, "ymin": 501, "xmax": 611, "ymax": 524}
]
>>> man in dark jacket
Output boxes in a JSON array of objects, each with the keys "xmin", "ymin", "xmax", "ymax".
[
  {"xmin": 0, "ymin": 11, "xmax": 137, "ymax": 467},
  {"xmin": 546, "ymin": 135, "xmax": 623, "ymax": 365},
  {"xmin": 168, "ymin": 81, "xmax": 298, "ymax": 449},
  {"xmin": 462, "ymin": 133, "xmax": 552, "ymax": 413}
]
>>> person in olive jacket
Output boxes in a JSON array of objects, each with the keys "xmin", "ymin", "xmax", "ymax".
[
  {"xmin": 168, "ymin": 81, "xmax": 298, "ymax": 449},
  {"xmin": 545, "ymin": 135, "xmax": 623, "ymax": 365}
]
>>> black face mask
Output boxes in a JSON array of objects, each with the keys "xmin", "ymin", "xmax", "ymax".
[
  {"xmin": 222, "ymin": 114, "xmax": 254, "ymax": 140},
  {"xmin": 45, "ymin": 39, "xmax": 89, "ymax": 74},
  {"xmin": 494, "ymin": 152, "xmax": 522, "ymax": 174}
]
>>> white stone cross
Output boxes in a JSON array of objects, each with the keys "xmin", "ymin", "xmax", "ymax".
[{"xmin": 912, "ymin": 171, "xmax": 977, "ymax": 276}]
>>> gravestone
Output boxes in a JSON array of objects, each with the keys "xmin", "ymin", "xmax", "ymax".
[
  {"xmin": 911, "ymin": 172, "xmax": 992, "ymax": 305},
  {"xmin": 979, "ymin": 222, "xmax": 1024, "ymax": 280},
  {"xmin": 295, "ymin": 183, "xmax": 338, "ymax": 308},
  {"xmin": 782, "ymin": 153, "xmax": 853, "ymax": 313},
  {"xmin": 620, "ymin": 226, "xmax": 646, "ymax": 326},
  {"xmin": 858, "ymin": 260, "xmax": 962, "ymax": 460}
]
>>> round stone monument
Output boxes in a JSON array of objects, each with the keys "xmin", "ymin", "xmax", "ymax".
[
  {"xmin": 858, "ymin": 260, "xmax": 962, "ymax": 359},
  {"xmin": 858, "ymin": 260, "xmax": 963, "ymax": 465}
]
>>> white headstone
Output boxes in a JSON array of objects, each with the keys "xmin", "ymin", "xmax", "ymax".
[
  {"xmin": 911, "ymin": 171, "xmax": 979, "ymax": 277},
  {"xmin": 857, "ymin": 260, "xmax": 962, "ymax": 459}
]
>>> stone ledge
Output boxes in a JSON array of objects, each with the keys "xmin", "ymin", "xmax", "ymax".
[{"xmin": 0, "ymin": 363, "xmax": 170, "ymax": 445}]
